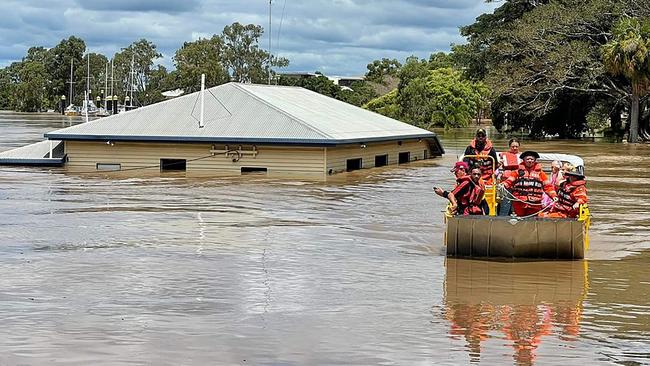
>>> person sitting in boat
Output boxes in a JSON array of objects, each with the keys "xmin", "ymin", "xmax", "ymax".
[
  {"xmin": 434, "ymin": 161, "xmax": 469, "ymax": 198},
  {"xmin": 541, "ymin": 160, "xmax": 563, "ymax": 206},
  {"xmin": 539, "ymin": 168, "xmax": 588, "ymax": 219},
  {"xmin": 448, "ymin": 167, "xmax": 486, "ymax": 215},
  {"xmin": 501, "ymin": 151, "xmax": 557, "ymax": 217},
  {"xmin": 463, "ymin": 128, "xmax": 498, "ymax": 185}
]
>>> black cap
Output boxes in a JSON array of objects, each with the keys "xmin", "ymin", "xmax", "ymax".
[
  {"xmin": 476, "ymin": 128, "xmax": 487, "ymax": 137},
  {"xmin": 520, "ymin": 150, "xmax": 540, "ymax": 160},
  {"xmin": 564, "ymin": 166, "xmax": 585, "ymax": 179}
]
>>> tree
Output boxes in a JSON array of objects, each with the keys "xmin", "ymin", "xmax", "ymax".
[
  {"xmin": 428, "ymin": 52, "xmax": 454, "ymax": 70},
  {"xmin": 602, "ymin": 17, "xmax": 650, "ymax": 143},
  {"xmin": 365, "ymin": 58, "xmax": 401, "ymax": 83},
  {"xmin": 455, "ymin": 0, "xmax": 631, "ymax": 137},
  {"xmin": 173, "ymin": 36, "xmax": 229, "ymax": 93},
  {"xmin": 222, "ymin": 22, "xmax": 288, "ymax": 83},
  {"xmin": 363, "ymin": 89, "xmax": 400, "ymax": 119},
  {"xmin": 73, "ymin": 53, "xmax": 109, "ymax": 106},
  {"xmin": 45, "ymin": 36, "xmax": 86, "ymax": 107},
  {"xmin": 14, "ymin": 60, "xmax": 49, "ymax": 112},
  {"xmin": 427, "ymin": 68, "xmax": 489, "ymax": 129},
  {"xmin": 112, "ymin": 39, "xmax": 162, "ymax": 106}
]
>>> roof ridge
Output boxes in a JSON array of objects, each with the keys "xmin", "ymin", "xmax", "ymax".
[{"xmin": 231, "ymin": 83, "xmax": 335, "ymax": 139}]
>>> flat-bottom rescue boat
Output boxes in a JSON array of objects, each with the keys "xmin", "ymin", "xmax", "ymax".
[{"xmin": 445, "ymin": 153, "xmax": 591, "ymax": 260}]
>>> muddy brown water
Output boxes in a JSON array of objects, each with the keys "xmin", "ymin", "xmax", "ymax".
[{"xmin": 0, "ymin": 112, "xmax": 649, "ymax": 365}]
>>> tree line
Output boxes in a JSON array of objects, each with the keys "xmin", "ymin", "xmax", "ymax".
[
  {"xmin": 0, "ymin": 22, "xmax": 288, "ymax": 112},
  {"xmin": 451, "ymin": 0, "xmax": 650, "ymax": 142},
  {"xmin": 3, "ymin": 2, "xmax": 650, "ymax": 142},
  {"xmin": 362, "ymin": 0, "xmax": 650, "ymax": 142}
]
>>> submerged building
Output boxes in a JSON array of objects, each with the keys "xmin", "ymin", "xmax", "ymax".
[{"xmin": 42, "ymin": 83, "xmax": 443, "ymax": 177}]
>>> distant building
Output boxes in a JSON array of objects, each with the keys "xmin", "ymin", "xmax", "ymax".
[
  {"xmin": 45, "ymin": 83, "xmax": 443, "ymax": 177},
  {"xmin": 327, "ymin": 76, "xmax": 365, "ymax": 88}
]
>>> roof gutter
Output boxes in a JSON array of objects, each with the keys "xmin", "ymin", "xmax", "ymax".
[{"xmin": 44, "ymin": 132, "xmax": 441, "ymax": 147}]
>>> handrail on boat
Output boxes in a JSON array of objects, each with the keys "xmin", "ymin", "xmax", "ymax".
[{"xmin": 462, "ymin": 154, "xmax": 497, "ymax": 216}]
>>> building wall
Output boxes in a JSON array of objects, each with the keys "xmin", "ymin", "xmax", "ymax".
[
  {"xmin": 326, "ymin": 139, "xmax": 431, "ymax": 174},
  {"xmin": 65, "ymin": 141, "xmax": 326, "ymax": 176},
  {"xmin": 64, "ymin": 138, "xmax": 434, "ymax": 176}
]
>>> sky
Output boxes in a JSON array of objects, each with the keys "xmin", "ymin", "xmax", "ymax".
[{"xmin": 0, "ymin": 0, "xmax": 498, "ymax": 76}]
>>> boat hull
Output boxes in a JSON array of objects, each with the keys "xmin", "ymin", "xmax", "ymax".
[{"xmin": 445, "ymin": 215, "xmax": 587, "ymax": 260}]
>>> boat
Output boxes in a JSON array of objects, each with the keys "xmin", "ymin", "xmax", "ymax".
[{"xmin": 444, "ymin": 153, "xmax": 591, "ymax": 260}]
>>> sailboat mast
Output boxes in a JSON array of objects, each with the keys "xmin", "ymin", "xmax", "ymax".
[
  {"xmin": 86, "ymin": 53, "xmax": 90, "ymax": 98},
  {"xmin": 68, "ymin": 58, "xmax": 74, "ymax": 106},
  {"xmin": 268, "ymin": 0, "xmax": 272, "ymax": 85},
  {"xmin": 130, "ymin": 54, "xmax": 135, "ymax": 107},
  {"xmin": 104, "ymin": 62, "xmax": 108, "ymax": 110},
  {"xmin": 110, "ymin": 58, "xmax": 114, "ymax": 99}
]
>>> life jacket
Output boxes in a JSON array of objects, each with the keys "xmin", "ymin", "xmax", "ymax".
[
  {"xmin": 554, "ymin": 179, "xmax": 587, "ymax": 217},
  {"xmin": 468, "ymin": 139, "xmax": 495, "ymax": 182},
  {"xmin": 500, "ymin": 152, "xmax": 520, "ymax": 170},
  {"xmin": 509, "ymin": 163, "xmax": 547, "ymax": 204},
  {"xmin": 453, "ymin": 176, "xmax": 485, "ymax": 215}
]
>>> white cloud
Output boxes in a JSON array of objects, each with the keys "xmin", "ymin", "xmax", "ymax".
[{"xmin": 0, "ymin": 0, "xmax": 498, "ymax": 75}]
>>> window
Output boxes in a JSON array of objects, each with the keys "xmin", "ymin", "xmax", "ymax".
[
  {"xmin": 160, "ymin": 159, "xmax": 186, "ymax": 171},
  {"xmin": 424, "ymin": 150, "xmax": 428, "ymax": 159},
  {"xmin": 346, "ymin": 158, "xmax": 362, "ymax": 171},
  {"xmin": 96, "ymin": 163, "xmax": 121, "ymax": 171},
  {"xmin": 375, "ymin": 154, "xmax": 388, "ymax": 167},
  {"xmin": 241, "ymin": 167, "xmax": 267, "ymax": 174},
  {"xmin": 398, "ymin": 152, "xmax": 410, "ymax": 164}
]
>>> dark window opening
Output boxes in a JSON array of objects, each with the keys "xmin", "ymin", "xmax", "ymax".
[
  {"xmin": 241, "ymin": 167, "xmax": 268, "ymax": 174},
  {"xmin": 346, "ymin": 158, "xmax": 362, "ymax": 171},
  {"xmin": 375, "ymin": 154, "xmax": 388, "ymax": 167},
  {"xmin": 398, "ymin": 152, "xmax": 410, "ymax": 164},
  {"xmin": 160, "ymin": 159, "xmax": 186, "ymax": 171}
]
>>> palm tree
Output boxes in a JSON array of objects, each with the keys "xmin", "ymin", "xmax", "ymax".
[{"xmin": 602, "ymin": 17, "xmax": 650, "ymax": 143}]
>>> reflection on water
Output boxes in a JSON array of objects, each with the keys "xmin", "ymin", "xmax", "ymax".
[
  {"xmin": 444, "ymin": 259, "xmax": 588, "ymax": 365},
  {"xmin": 1, "ymin": 113, "xmax": 649, "ymax": 364}
]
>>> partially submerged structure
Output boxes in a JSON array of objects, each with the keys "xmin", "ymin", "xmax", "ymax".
[{"xmin": 31, "ymin": 82, "xmax": 443, "ymax": 176}]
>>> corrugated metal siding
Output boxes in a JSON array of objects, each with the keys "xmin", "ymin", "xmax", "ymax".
[
  {"xmin": 326, "ymin": 140, "xmax": 430, "ymax": 173},
  {"xmin": 66, "ymin": 141, "xmax": 326, "ymax": 175}
]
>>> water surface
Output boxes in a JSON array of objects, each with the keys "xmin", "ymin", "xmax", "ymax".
[{"xmin": 0, "ymin": 112, "xmax": 649, "ymax": 365}]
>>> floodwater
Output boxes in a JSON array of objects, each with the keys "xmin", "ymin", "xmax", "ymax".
[{"xmin": 0, "ymin": 112, "xmax": 649, "ymax": 365}]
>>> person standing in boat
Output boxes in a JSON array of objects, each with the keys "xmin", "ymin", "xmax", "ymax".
[
  {"xmin": 447, "ymin": 167, "xmax": 486, "ymax": 215},
  {"xmin": 540, "ymin": 168, "xmax": 588, "ymax": 218},
  {"xmin": 501, "ymin": 151, "xmax": 557, "ymax": 217},
  {"xmin": 497, "ymin": 138, "xmax": 522, "ymax": 215},
  {"xmin": 463, "ymin": 128, "xmax": 499, "ymax": 185}
]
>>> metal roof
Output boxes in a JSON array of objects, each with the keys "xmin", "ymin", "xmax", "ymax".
[
  {"xmin": 45, "ymin": 82, "xmax": 437, "ymax": 146},
  {"xmin": 0, "ymin": 140, "xmax": 66, "ymax": 166}
]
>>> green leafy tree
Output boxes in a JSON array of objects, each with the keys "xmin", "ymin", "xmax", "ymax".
[
  {"xmin": 14, "ymin": 60, "xmax": 49, "ymax": 112},
  {"xmin": 365, "ymin": 58, "xmax": 401, "ymax": 83},
  {"xmin": 73, "ymin": 53, "xmax": 109, "ymax": 105},
  {"xmin": 140, "ymin": 65, "xmax": 169, "ymax": 105},
  {"xmin": 363, "ymin": 89, "xmax": 400, "ymax": 119},
  {"xmin": 455, "ymin": 0, "xmax": 632, "ymax": 137},
  {"xmin": 222, "ymin": 22, "xmax": 288, "ymax": 83},
  {"xmin": 0, "ymin": 65, "xmax": 18, "ymax": 110},
  {"xmin": 45, "ymin": 36, "xmax": 86, "ymax": 107},
  {"xmin": 336, "ymin": 81, "xmax": 377, "ymax": 107},
  {"xmin": 428, "ymin": 52, "xmax": 454, "ymax": 70},
  {"xmin": 173, "ymin": 36, "xmax": 229, "ymax": 93},
  {"xmin": 602, "ymin": 17, "xmax": 650, "ymax": 143},
  {"xmin": 113, "ymin": 39, "xmax": 162, "ymax": 106}
]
